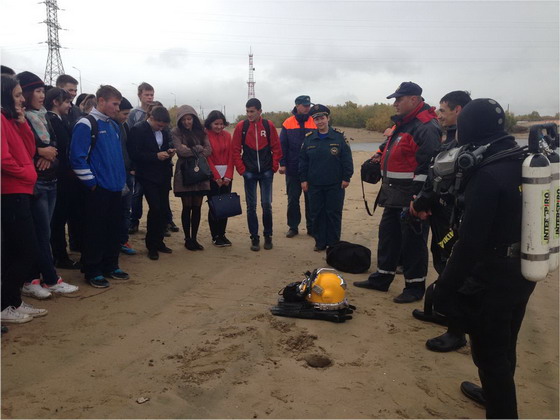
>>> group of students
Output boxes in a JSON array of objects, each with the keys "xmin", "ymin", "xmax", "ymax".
[
  {"xmin": 0, "ymin": 67, "xmax": 354, "ymax": 326},
  {"xmin": 0, "ymin": 70, "xmax": 235, "ymax": 323}
]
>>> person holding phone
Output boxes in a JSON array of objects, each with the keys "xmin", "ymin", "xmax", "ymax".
[{"xmin": 128, "ymin": 106, "xmax": 176, "ymax": 261}]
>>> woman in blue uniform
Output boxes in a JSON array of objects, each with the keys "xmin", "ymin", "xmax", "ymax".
[{"xmin": 299, "ymin": 104, "xmax": 353, "ymax": 251}]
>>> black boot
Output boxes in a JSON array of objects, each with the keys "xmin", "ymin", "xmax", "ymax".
[
  {"xmin": 250, "ymin": 235, "xmax": 260, "ymax": 251},
  {"xmin": 426, "ymin": 332, "xmax": 467, "ymax": 352},
  {"xmin": 460, "ymin": 381, "xmax": 486, "ymax": 406},
  {"xmin": 353, "ymin": 271, "xmax": 393, "ymax": 291},
  {"xmin": 264, "ymin": 235, "xmax": 273, "ymax": 250},
  {"xmin": 412, "ymin": 309, "xmax": 448, "ymax": 326}
]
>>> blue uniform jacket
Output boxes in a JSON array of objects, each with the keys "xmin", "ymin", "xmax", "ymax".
[
  {"xmin": 279, "ymin": 108, "xmax": 316, "ymax": 177},
  {"xmin": 299, "ymin": 127, "xmax": 354, "ymax": 186}
]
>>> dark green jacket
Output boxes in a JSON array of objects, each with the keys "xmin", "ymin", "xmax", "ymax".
[{"xmin": 299, "ymin": 127, "xmax": 354, "ymax": 186}]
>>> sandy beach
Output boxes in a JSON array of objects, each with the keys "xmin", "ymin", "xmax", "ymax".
[{"xmin": 1, "ymin": 139, "xmax": 558, "ymax": 419}]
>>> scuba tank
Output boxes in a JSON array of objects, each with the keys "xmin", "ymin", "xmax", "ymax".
[
  {"xmin": 521, "ymin": 123, "xmax": 558, "ymax": 281},
  {"xmin": 549, "ymin": 148, "xmax": 560, "ymax": 272}
]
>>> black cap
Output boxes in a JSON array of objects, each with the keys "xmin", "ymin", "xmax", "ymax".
[
  {"xmin": 16, "ymin": 71, "xmax": 45, "ymax": 92},
  {"xmin": 295, "ymin": 95, "xmax": 311, "ymax": 106},
  {"xmin": 119, "ymin": 97, "xmax": 133, "ymax": 111},
  {"xmin": 457, "ymin": 98, "xmax": 508, "ymax": 146},
  {"xmin": 386, "ymin": 81, "xmax": 422, "ymax": 99},
  {"xmin": 309, "ymin": 104, "xmax": 330, "ymax": 118}
]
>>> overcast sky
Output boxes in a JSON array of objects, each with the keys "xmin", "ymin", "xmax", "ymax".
[{"xmin": 1, "ymin": 0, "xmax": 558, "ymax": 121}]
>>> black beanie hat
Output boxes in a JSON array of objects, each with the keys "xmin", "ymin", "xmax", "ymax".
[
  {"xmin": 16, "ymin": 71, "xmax": 45, "ymax": 92},
  {"xmin": 119, "ymin": 97, "xmax": 133, "ymax": 111},
  {"xmin": 457, "ymin": 98, "xmax": 508, "ymax": 145}
]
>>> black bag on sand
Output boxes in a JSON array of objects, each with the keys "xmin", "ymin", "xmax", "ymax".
[
  {"xmin": 326, "ymin": 241, "xmax": 371, "ymax": 274},
  {"xmin": 208, "ymin": 193, "xmax": 242, "ymax": 219},
  {"xmin": 182, "ymin": 150, "xmax": 213, "ymax": 186}
]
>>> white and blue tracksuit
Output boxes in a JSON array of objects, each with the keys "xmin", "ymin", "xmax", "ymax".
[{"xmin": 70, "ymin": 108, "xmax": 125, "ymax": 192}]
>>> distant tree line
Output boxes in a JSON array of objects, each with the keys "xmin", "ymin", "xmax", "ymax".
[
  {"xmin": 227, "ymin": 103, "xmax": 560, "ymax": 133},
  {"xmin": 234, "ymin": 101, "xmax": 396, "ymax": 132}
]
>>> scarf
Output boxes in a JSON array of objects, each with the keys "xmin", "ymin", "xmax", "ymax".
[{"xmin": 25, "ymin": 107, "xmax": 51, "ymax": 144}]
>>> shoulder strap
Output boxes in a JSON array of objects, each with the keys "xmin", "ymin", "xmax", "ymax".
[
  {"xmin": 262, "ymin": 119, "xmax": 271, "ymax": 143},
  {"xmin": 361, "ymin": 178, "xmax": 375, "ymax": 217},
  {"xmin": 241, "ymin": 119, "xmax": 250, "ymax": 145},
  {"xmin": 84, "ymin": 115, "xmax": 98, "ymax": 162},
  {"xmin": 241, "ymin": 119, "xmax": 271, "ymax": 146}
]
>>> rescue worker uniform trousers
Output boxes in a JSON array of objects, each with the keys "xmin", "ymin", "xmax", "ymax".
[
  {"xmin": 308, "ymin": 183, "xmax": 344, "ymax": 249},
  {"xmin": 285, "ymin": 174, "xmax": 312, "ymax": 233},
  {"xmin": 374, "ymin": 206, "xmax": 429, "ymax": 296}
]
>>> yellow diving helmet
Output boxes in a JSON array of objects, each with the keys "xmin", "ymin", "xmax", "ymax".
[{"xmin": 305, "ymin": 268, "xmax": 348, "ymax": 310}]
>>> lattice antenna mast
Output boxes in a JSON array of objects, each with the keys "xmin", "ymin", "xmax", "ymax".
[
  {"xmin": 42, "ymin": 0, "xmax": 65, "ymax": 85},
  {"xmin": 247, "ymin": 48, "xmax": 255, "ymax": 99}
]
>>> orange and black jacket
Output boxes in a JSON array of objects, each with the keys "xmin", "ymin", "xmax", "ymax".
[
  {"xmin": 377, "ymin": 101, "xmax": 442, "ymax": 208},
  {"xmin": 279, "ymin": 108, "xmax": 316, "ymax": 176}
]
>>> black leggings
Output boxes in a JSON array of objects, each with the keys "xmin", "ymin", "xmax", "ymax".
[
  {"xmin": 1, "ymin": 194, "xmax": 39, "ymax": 310},
  {"xmin": 181, "ymin": 195, "xmax": 203, "ymax": 240}
]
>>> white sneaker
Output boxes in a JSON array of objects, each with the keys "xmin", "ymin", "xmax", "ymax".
[
  {"xmin": 43, "ymin": 278, "xmax": 79, "ymax": 294},
  {"xmin": 1, "ymin": 306, "xmax": 33, "ymax": 324},
  {"xmin": 16, "ymin": 301, "xmax": 48, "ymax": 318},
  {"xmin": 22, "ymin": 279, "xmax": 52, "ymax": 300}
]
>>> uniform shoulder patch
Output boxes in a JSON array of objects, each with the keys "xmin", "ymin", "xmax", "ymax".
[
  {"xmin": 305, "ymin": 131, "xmax": 313, "ymax": 137},
  {"xmin": 333, "ymin": 127, "xmax": 344, "ymax": 134}
]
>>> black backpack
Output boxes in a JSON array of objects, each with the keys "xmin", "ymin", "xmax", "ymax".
[{"xmin": 326, "ymin": 241, "xmax": 371, "ymax": 274}]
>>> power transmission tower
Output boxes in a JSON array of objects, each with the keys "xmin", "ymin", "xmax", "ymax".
[
  {"xmin": 42, "ymin": 0, "xmax": 65, "ymax": 85},
  {"xmin": 247, "ymin": 48, "xmax": 255, "ymax": 99}
]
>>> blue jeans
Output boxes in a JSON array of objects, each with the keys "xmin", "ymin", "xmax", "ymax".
[
  {"xmin": 243, "ymin": 170, "xmax": 273, "ymax": 237},
  {"xmin": 30, "ymin": 180, "xmax": 59, "ymax": 285},
  {"xmin": 120, "ymin": 173, "xmax": 134, "ymax": 245}
]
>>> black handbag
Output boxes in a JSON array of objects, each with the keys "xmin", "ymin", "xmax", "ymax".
[
  {"xmin": 181, "ymin": 149, "xmax": 213, "ymax": 186},
  {"xmin": 208, "ymin": 192, "xmax": 242, "ymax": 219},
  {"xmin": 360, "ymin": 158, "xmax": 382, "ymax": 216},
  {"xmin": 361, "ymin": 158, "xmax": 381, "ymax": 184}
]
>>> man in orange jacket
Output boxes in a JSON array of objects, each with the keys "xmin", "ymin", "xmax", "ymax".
[
  {"xmin": 279, "ymin": 95, "xmax": 316, "ymax": 238},
  {"xmin": 232, "ymin": 98, "xmax": 282, "ymax": 251}
]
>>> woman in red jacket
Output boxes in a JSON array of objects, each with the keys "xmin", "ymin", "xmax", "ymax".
[
  {"xmin": 1, "ymin": 74, "xmax": 47, "ymax": 323},
  {"xmin": 205, "ymin": 110, "xmax": 234, "ymax": 247}
]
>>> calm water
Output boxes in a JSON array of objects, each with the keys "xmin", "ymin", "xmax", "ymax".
[{"xmin": 349, "ymin": 137, "xmax": 530, "ymax": 153}]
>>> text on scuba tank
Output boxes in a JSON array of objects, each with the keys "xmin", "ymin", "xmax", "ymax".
[
  {"xmin": 556, "ymin": 187, "xmax": 560, "ymax": 239},
  {"xmin": 543, "ymin": 190, "xmax": 550, "ymax": 245}
]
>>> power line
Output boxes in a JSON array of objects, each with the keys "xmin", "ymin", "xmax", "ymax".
[
  {"xmin": 247, "ymin": 48, "xmax": 255, "ymax": 99},
  {"xmin": 42, "ymin": 0, "xmax": 65, "ymax": 85}
]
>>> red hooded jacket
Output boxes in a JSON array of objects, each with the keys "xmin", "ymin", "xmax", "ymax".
[{"xmin": 1, "ymin": 113, "xmax": 38, "ymax": 194}]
